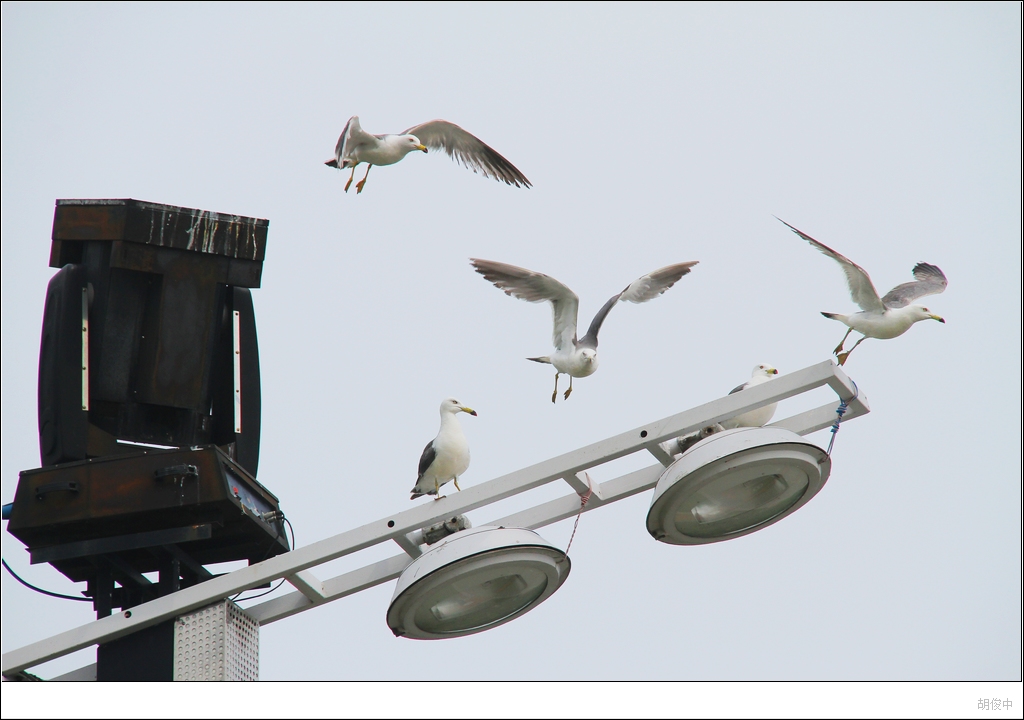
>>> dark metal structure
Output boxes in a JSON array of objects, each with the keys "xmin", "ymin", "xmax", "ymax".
[
  {"xmin": 38, "ymin": 199, "xmax": 265, "ymax": 472},
  {"xmin": 5, "ymin": 200, "xmax": 289, "ymax": 651}
]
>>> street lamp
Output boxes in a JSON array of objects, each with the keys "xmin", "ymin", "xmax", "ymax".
[
  {"xmin": 646, "ymin": 427, "xmax": 831, "ymax": 545},
  {"xmin": 386, "ymin": 526, "xmax": 570, "ymax": 640}
]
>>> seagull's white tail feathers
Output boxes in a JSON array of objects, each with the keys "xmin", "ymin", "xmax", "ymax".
[
  {"xmin": 527, "ymin": 356, "xmax": 552, "ymax": 364},
  {"xmin": 821, "ymin": 312, "xmax": 847, "ymax": 322}
]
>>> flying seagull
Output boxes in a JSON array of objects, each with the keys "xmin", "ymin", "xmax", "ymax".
[
  {"xmin": 411, "ymin": 398, "xmax": 477, "ymax": 500},
  {"xmin": 470, "ymin": 258, "xmax": 698, "ymax": 402},
  {"xmin": 721, "ymin": 364, "xmax": 780, "ymax": 429},
  {"xmin": 778, "ymin": 218, "xmax": 947, "ymax": 365},
  {"xmin": 325, "ymin": 116, "xmax": 531, "ymax": 194}
]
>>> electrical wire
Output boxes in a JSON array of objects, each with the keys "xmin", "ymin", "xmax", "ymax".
[
  {"xmin": 2, "ymin": 558, "xmax": 91, "ymax": 602},
  {"xmin": 558, "ymin": 473, "xmax": 593, "ymax": 562},
  {"xmin": 231, "ymin": 516, "xmax": 295, "ymax": 604},
  {"xmin": 5, "ymin": 513, "xmax": 298, "ymax": 607}
]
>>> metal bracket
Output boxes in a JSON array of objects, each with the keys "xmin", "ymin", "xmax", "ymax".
[
  {"xmin": 153, "ymin": 464, "xmax": 198, "ymax": 481},
  {"xmin": 34, "ymin": 481, "xmax": 80, "ymax": 500}
]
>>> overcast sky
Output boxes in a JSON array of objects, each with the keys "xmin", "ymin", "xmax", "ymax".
[{"xmin": 2, "ymin": 0, "xmax": 1020, "ymax": 710}]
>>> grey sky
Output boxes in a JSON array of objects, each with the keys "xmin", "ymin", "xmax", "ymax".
[{"xmin": 2, "ymin": 0, "xmax": 1020, "ymax": 705}]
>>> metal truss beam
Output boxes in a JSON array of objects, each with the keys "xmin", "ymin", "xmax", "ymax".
[{"xmin": 4, "ymin": 359, "xmax": 867, "ymax": 678}]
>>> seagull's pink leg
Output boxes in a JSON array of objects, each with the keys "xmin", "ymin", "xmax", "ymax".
[
  {"xmin": 837, "ymin": 336, "xmax": 867, "ymax": 366},
  {"xmin": 355, "ymin": 164, "xmax": 373, "ymax": 194}
]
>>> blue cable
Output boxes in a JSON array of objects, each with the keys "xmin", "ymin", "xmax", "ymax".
[
  {"xmin": 827, "ymin": 380, "xmax": 859, "ymax": 456},
  {"xmin": 2, "ymin": 558, "xmax": 91, "ymax": 602}
]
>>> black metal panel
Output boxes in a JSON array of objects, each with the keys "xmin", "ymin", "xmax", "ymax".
[
  {"xmin": 30, "ymin": 524, "xmax": 214, "ymax": 565},
  {"xmin": 97, "ymin": 619, "xmax": 174, "ymax": 682},
  {"xmin": 37, "ymin": 264, "xmax": 88, "ymax": 467},
  {"xmin": 91, "ymin": 267, "xmax": 152, "ymax": 405},
  {"xmin": 208, "ymin": 286, "xmax": 261, "ymax": 476}
]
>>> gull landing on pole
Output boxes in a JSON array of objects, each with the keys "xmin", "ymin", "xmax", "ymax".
[
  {"xmin": 325, "ymin": 116, "xmax": 532, "ymax": 194},
  {"xmin": 778, "ymin": 217, "xmax": 947, "ymax": 366},
  {"xmin": 470, "ymin": 258, "xmax": 698, "ymax": 403}
]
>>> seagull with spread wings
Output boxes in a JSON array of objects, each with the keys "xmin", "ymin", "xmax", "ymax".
[
  {"xmin": 470, "ymin": 259, "xmax": 698, "ymax": 402},
  {"xmin": 779, "ymin": 218, "xmax": 947, "ymax": 365},
  {"xmin": 325, "ymin": 116, "xmax": 531, "ymax": 194}
]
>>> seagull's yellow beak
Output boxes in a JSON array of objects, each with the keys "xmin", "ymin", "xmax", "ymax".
[
  {"xmin": 768, "ymin": 367, "xmax": 779, "ymax": 375},
  {"xmin": 417, "ymin": 144, "xmax": 428, "ymax": 153},
  {"xmin": 931, "ymin": 314, "xmax": 945, "ymax": 323},
  {"xmin": 460, "ymin": 406, "xmax": 478, "ymax": 416}
]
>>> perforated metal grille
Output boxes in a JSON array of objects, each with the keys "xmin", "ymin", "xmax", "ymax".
[
  {"xmin": 174, "ymin": 600, "xmax": 259, "ymax": 681},
  {"xmin": 225, "ymin": 601, "xmax": 260, "ymax": 680}
]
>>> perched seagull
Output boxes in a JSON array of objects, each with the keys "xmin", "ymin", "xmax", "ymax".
[
  {"xmin": 721, "ymin": 364, "xmax": 780, "ymax": 429},
  {"xmin": 325, "ymin": 116, "xmax": 531, "ymax": 194},
  {"xmin": 470, "ymin": 258, "xmax": 698, "ymax": 402},
  {"xmin": 410, "ymin": 398, "xmax": 478, "ymax": 501},
  {"xmin": 675, "ymin": 423, "xmax": 725, "ymax": 455},
  {"xmin": 779, "ymin": 218, "xmax": 947, "ymax": 366}
]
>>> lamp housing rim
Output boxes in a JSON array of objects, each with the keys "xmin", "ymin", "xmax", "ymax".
[
  {"xmin": 386, "ymin": 525, "xmax": 570, "ymax": 640},
  {"xmin": 647, "ymin": 426, "xmax": 831, "ymax": 545}
]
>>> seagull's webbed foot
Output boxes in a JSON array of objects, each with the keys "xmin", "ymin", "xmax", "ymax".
[
  {"xmin": 837, "ymin": 337, "xmax": 866, "ymax": 367},
  {"xmin": 563, "ymin": 376, "xmax": 573, "ymax": 400},
  {"xmin": 344, "ymin": 166, "xmax": 356, "ymax": 193},
  {"xmin": 833, "ymin": 328, "xmax": 853, "ymax": 356},
  {"xmin": 551, "ymin": 372, "xmax": 559, "ymax": 404}
]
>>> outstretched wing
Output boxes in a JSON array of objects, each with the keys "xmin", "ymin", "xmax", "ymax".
[
  {"xmin": 470, "ymin": 258, "xmax": 579, "ymax": 353},
  {"xmin": 881, "ymin": 263, "xmax": 948, "ymax": 309},
  {"xmin": 325, "ymin": 116, "xmax": 375, "ymax": 168},
  {"xmin": 777, "ymin": 217, "xmax": 885, "ymax": 314},
  {"xmin": 403, "ymin": 120, "xmax": 532, "ymax": 188},
  {"xmin": 579, "ymin": 262, "xmax": 698, "ymax": 348}
]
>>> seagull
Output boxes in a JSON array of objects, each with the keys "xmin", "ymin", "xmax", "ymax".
[
  {"xmin": 325, "ymin": 116, "xmax": 531, "ymax": 194},
  {"xmin": 779, "ymin": 218, "xmax": 947, "ymax": 366},
  {"xmin": 675, "ymin": 423, "xmax": 725, "ymax": 455},
  {"xmin": 470, "ymin": 258, "xmax": 698, "ymax": 402},
  {"xmin": 410, "ymin": 398, "xmax": 477, "ymax": 500},
  {"xmin": 721, "ymin": 364, "xmax": 780, "ymax": 429}
]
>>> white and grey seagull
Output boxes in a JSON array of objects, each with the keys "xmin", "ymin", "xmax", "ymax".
[
  {"xmin": 325, "ymin": 116, "xmax": 531, "ymax": 194},
  {"xmin": 470, "ymin": 258, "xmax": 699, "ymax": 403},
  {"xmin": 721, "ymin": 364, "xmax": 781, "ymax": 429},
  {"xmin": 779, "ymin": 218, "xmax": 947, "ymax": 366},
  {"xmin": 410, "ymin": 398, "xmax": 478, "ymax": 501}
]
